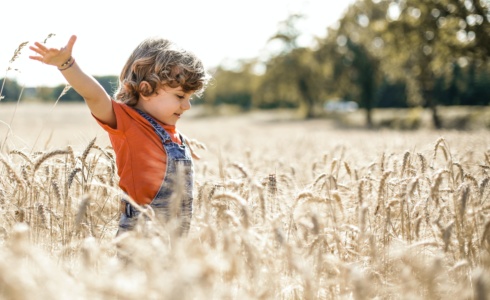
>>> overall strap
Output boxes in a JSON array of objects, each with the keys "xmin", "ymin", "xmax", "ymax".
[{"xmin": 135, "ymin": 108, "xmax": 172, "ymax": 144}]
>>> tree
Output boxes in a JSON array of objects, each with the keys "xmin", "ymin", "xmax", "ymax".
[
  {"xmin": 0, "ymin": 77, "xmax": 22, "ymax": 102},
  {"xmin": 373, "ymin": 0, "xmax": 490, "ymax": 128},
  {"xmin": 316, "ymin": 0, "xmax": 385, "ymax": 127},
  {"xmin": 49, "ymin": 75, "xmax": 118, "ymax": 102},
  {"xmin": 255, "ymin": 14, "xmax": 325, "ymax": 118},
  {"xmin": 202, "ymin": 60, "xmax": 260, "ymax": 110},
  {"xmin": 317, "ymin": 36, "xmax": 380, "ymax": 128},
  {"xmin": 96, "ymin": 75, "xmax": 119, "ymax": 97}
]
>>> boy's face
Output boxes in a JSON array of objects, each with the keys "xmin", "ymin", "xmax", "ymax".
[{"xmin": 141, "ymin": 85, "xmax": 193, "ymax": 125}]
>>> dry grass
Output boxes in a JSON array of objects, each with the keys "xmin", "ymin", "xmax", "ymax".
[{"xmin": 0, "ymin": 101, "xmax": 489, "ymax": 299}]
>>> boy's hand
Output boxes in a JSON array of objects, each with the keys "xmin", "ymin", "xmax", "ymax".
[{"xmin": 29, "ymin": 35, "xmax": 77, "ymax": 69}]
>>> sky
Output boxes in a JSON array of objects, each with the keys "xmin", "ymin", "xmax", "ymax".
[{"xmin": 2, "ymin": 0, "xmax": 355, "ymax": 87}]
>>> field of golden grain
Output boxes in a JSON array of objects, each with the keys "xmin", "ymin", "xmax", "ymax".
[{"xmin": 0, "ymin": 102, "xmax": 489, "ymax": 299}]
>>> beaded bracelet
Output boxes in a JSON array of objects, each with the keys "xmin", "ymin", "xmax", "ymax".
[{"xmin": 58, "ymin": 57, "xmax": 75, "ymax": 71}]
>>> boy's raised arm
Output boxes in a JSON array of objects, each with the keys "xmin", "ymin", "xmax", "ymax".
[{"xmin": 29, "ymin": 35, "xmax": 116, "ymax": 128}]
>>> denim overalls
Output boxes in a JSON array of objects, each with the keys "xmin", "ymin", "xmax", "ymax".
[{"xmin": 117, "ymin": 109, "xmax": 194, "ymax": 235}]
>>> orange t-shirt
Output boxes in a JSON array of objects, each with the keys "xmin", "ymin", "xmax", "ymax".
[{"xmin": 94, "ymin": 100, "xmax": 182, "ymax": 205}]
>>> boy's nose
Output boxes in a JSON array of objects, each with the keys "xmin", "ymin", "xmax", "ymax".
[{"xmin": 181, "ymin": 98, "xmax": 191, "ymax": 110}]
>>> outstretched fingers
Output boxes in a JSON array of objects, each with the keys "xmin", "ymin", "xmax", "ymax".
[
  {"xmin": 29, "ymin": 43, "xmax": 46, "ymax": 57},
  {"xmin": 28, "ymin": 55, "xmax": 43, "ymax": 62},
  {"xmin": 65, "ymin": 35, "xmax": 77, "ymax": 52},
  {"xmin": 28, "ymin": 35, "xmax": 77, "ymax": 65}
]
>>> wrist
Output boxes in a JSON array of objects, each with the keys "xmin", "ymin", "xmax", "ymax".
[{"xmin": 58, "ymin": 57, "xmax": 75, "ymax": 71}]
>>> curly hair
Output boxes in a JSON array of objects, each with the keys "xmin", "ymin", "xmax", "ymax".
[{"xmin": 114, "ymin": 37, "xmax": 210, "ymax": 106}]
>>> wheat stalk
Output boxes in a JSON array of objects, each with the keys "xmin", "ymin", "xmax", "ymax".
[
  {"xmin": 0, "ymin": 156, "xmax": 23, "ymax": 186},
  {"xmin": 33, "ymin": 150, "xmax": 69, "ymax": 173}
]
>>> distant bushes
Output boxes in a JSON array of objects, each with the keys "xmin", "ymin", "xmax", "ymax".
[{"xmin": 0, "ymin": 75, "xmax": 118, "ymax": 102}]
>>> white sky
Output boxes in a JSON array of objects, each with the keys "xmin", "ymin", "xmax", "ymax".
[{"xmin": 2, "ymin": 0, "xmax": 355, "ymax": 87}]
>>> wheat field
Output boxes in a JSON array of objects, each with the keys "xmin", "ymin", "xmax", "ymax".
[{"xmin": 0, "ymin": 102, "xmax": 489, "ymax": 299}]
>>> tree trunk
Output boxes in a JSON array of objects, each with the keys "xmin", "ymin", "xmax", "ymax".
[
  {"xmin": 365, "ymin": 108, "xmax": 373, "ymax": 129},
  {"xmin": 362, "ymin": 76, "xmax": 375, "ymax": 129},
  {"xmin": 424, "ymin": 87, "xmax": 442, "ymax": 129},
  {"xmin": 430, "ymin": 103, "xmax": 442, "ymax": 129},
  {"xmin": 299, "ymin": 78, "xmax": 315, "ymax": 119}
]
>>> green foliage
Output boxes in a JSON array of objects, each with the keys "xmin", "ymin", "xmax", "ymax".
[
  {"xmin": 53, "ymin": 75, "xmax": 118, "ymax": 102},
  {"xmin": 201, "ymin": 62, "xmax": 260, "ymax": 110},
  {"xmin": 373, "ymin": 0, "xmax": 490, "ymax": 127},
  {"xmin": 254, "ymin": 52, "xmax": 306, "ymax": 110},
  {"xmin": 36, "ymin": 86, "xmax": 55, "ymax": 102},
  {"xmin": 51, "ymin": 84, "xmax": 82, "ymax": 101},
  {"xmin": 2, "ymin": 75, "xmax": 120, "ymax": 102},
  {"xmin": 0, "ymin": 77, "xmax": 22, "ymax": 102},
  {"xmin": 310, "ymin": 0, "xmax": 490, "ymax": 128},
  {"xmin": 96, "ymin": 75, "xmax": 119, "ymax": 98},
  {"xmin": 376, "ymin": 78, "xmax": 408, "ymax": 108},
  {"xmin": 255, "ymin": 14, "xmax": 325, "ymax": 118}
]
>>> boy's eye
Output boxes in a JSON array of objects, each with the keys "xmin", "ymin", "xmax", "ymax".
[{"xmin": 177, "ymin": 95, "xmax": 185, "ymax": 99}]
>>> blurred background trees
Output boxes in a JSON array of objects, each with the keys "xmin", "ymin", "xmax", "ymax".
[
  {"xmin": 2, "ymin": 0, "xmax": 489, "ymax": 129},
  {"xmin": 206, "ymin": 0, "xmax": 490, "ymax": 128}
]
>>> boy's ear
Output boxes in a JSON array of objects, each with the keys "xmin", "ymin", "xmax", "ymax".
[{"xmin": 138, "ymin": 81, "xmax": 153, "ymax": 101}]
